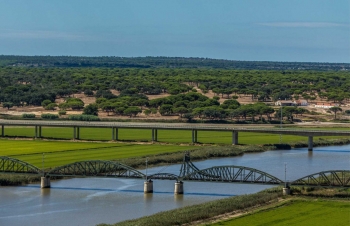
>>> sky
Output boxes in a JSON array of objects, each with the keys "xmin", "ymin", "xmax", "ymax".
[{"xmin": 0, "ymin": 0, "xmax": 349, "ymax": 63}]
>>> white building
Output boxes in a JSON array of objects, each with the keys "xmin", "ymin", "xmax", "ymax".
[{"xmin": 314, "ymin": 102, "xmax": 339, "ymax": 109}]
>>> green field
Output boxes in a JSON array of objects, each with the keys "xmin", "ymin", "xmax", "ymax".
[
  {"xmin": 2, "ymin": 126, "xmax": 347, "ymax": 144},
  {"xmin": 210, "ymin": 200, "xmax": 350, "ymax": 226},
  {"xmin": 0, "ymin": 140, "xmax": 192, "ymax": 168}
]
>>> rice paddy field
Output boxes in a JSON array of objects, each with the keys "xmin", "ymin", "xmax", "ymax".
[
  {"xmin": 0, "ymin": 139, "xmax": 193, "ymax": 168},
  {"xmin": 210, "ymin": 200, "xmax": 350, "ymax": 226},
  {"xmin": 2, "ymin": 126, "xmax": 348, "ymax": 144}
]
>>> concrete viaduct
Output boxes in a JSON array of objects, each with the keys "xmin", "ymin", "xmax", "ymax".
[{"xmin": 1, "ymin": 120, "xmax": 349, "ymax": 151}]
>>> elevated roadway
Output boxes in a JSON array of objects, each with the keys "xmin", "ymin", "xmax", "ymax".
[{"xmin": 1, "ymin": 120, "xmax": 349, "ymax": 150}]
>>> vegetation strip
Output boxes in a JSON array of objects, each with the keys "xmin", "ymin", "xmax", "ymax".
[
  {"xmin": 97, "ymin": 187, "xmax": 350, "ymax": 226},
  {"xmin": 209, "ymin": 199, "xmax": 350, "ymax": 226}
]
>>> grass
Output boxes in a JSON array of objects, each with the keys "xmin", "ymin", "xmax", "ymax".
[
  {"xmin": 210, "ymin": 199, "xmax": 350, "ymax": 226},
  {"xmin": 2, "ymin": 127, "xmax": 348, "ymax": 144},
  {"xmin": 0, "ymin": 140, "xmax": 193, "ymax": 168},
  {"xmin": 103, "ymin": 187, "xmax": 350, "ymax": 226}
]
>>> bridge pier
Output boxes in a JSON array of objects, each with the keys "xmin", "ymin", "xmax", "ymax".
[
  {"xmin": 112, "ymin": 127, "xmax": 119, "ymax": 141},
  {"xmin": 41, "ymin": 177, "xmax": 50, "ymax": 189},
  {"xmin": 144, "ymin": 180, "xmax": 153, "ymax": 193},
  {"xmin": 73, "ymin": 127, "xmax": 80, "ymax": 140},
  {"xmin": 1, "ymin": 125, "xmax": 3, "ymax": 137},
  {"xmin": 232, "ymin": 131, "xmax": 238, "ymax": 145},
  {"xmin": 174, "ymin": 181, "xmax": 184, "ymax": 194},
  {"xmin": 283, "ymin": 182, "xmax": 290, "ymax": 195},
  {"xmin": 191, "ymin": 129, "xmax": 197, "ymax": 143},
  {"xmin": 308, "ymin": 136, "xmax": 313, "ymax": 151},
  {"xmin": 34, "ymin": 126, "xmax": 42, "ymax": 139},
  {"xmin": 152, "ymin": 129, "xmax": 158, "ymax": 142}
]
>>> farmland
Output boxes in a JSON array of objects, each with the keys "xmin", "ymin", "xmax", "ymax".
[
  {"xmin": 0, "ymin": 139, "xmax": 193, "ymax": 168},
  {"xmin": 209, "ymin": 199, "xmax": 350, "ymax": 226}
]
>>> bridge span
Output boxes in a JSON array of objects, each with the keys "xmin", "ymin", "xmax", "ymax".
[
  {"xmin": 1, "ymin": 120, "xmax": 349, "ymax": 150},
  {"xmin": 1, "ymin": 154, "xmax": 349, "ymax": 194}
]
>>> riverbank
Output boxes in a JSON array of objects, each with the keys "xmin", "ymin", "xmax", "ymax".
[{"xmin": 99, "ymin": 187, "xmax": 350, "ymax": 226}]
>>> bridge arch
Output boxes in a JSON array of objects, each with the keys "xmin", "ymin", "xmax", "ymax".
[
  {"xmin": 47, "ymin": 160, "xmax": 145, "ymax": 178},
  {"xmin": 291, "ymin": 170, "xmax": 350, "ymax": 187},
  {"xmin": 0, "ymin": 156, "xmax": 41, "ymax": 174},
  {"xmin": 182, "ymin": 165, "xmax": 283, "ymax": 184}
]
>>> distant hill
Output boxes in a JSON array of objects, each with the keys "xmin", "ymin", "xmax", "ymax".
[{"xmin": 0, "ymin": 55, "xmax": 349, "ymax": 71}]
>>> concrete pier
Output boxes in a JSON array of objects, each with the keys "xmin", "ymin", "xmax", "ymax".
[
  {"xmin": 112, "ymin": 127, "xmax": 119, "ymax": 140},
  {"xmin": 174, "ymin": 181, "xmax": 184, "ymax": 194},
  {"xmin": 283, "ymin": 187, "xmax": 290, "ymax": 195},
  {"xmin": 144, "ymin": 180, "xmax": 153, "ymax": 193},
  {"xmin": 1, "ymin": 125, "xmax": 3, "ymax": 137},
  {"xmin": 152, "ymin": 129, "xmax": 158, "ymax": 142},
  {"xmin": 73, "ymin": 127, "xmax": 80, "ymax": 140},
  {"xmin": 232, "ymin": 131, "xmax": 238, "ymax": 145},
  {"xmin": 41, "ymin": 177, "xmax": 50, "ymax": 188},
  {"xmin": 308, "ymin": 136, "xmax": 313, "ymax": 151},
  {"xmin": 191, "ymin": 129, "xmax": 197, "ymax": 143}
]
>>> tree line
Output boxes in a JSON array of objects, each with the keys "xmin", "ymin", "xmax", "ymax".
[
  {"xmin": 1, "ymin": 55, "xmax": 349, "ymax": 70},
  {"xmin": 0, "ymin": 67, "xmax": 349, "ymax": 109}
]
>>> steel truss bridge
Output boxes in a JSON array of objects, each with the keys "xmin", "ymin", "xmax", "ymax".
[{"xmin": 0, "ymin": 155, "xmax": 349, "ymax": 187}]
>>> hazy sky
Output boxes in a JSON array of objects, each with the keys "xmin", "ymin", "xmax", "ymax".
[{"xmin": 0, "ymin": 0, "xmax": 349, "ymax": 62}]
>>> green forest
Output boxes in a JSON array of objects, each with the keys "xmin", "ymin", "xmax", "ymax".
[
  {"xmin": 1, "ymin": 55, "xmax": 349, "ymax": 70},
  {"xmin": 0, "ymin": 56, "xmax": 349, "ymax": 122}
]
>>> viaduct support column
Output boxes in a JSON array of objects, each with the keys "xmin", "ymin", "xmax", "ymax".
[
  {"xmin": 38, "ymin": 126, "xmax": 42, "ymax": 138},
  {"xmin": 76, "ymin": 127, "xmax": 80, "ymax": 140},
  {"xmin": 152, "ymin": 129, "xmax": 155, "ymax": 142},
  {"xmin": 73, "ymin": 127, "xmax": 76, "ymax": 140},
  {"xmin": 112, "ymin": 127, "xmax": 119, "ymax": 141},
  {"xmin": 35, "ymin": 126, "xmax": 38, "ymax": 139},
  {"xmin": 308, "ymin": 136, "xmax": 313, "ymax": 151},
  {"xmin": 41, "ymin": 176, "xmax": 51, "ymax": 189},
  {"xmin": 1, "ymin": 125, "xmax": 4, "ymax": 137},
  {"xmin": 192, "ymin": 129, "xmax": 197, "ymax": 143},
  {"xmin": 232, "ymin": 131, "xmax": 238, "ymax": 145},
  {"xmin": 144, "ymin": 180, "xmax": 153, "ymax": 193},
  {"xmin": 174, "ymin": 181, "xmax": 184, "ymax": 194},
  {"xmin": 154, "ymin": 129, "xmax": 158, "ymax": 142}
]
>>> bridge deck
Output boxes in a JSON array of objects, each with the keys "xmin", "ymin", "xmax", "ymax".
[{"xmin": 1, "ymin": 120, "xmax": 349, "ymax": 136}]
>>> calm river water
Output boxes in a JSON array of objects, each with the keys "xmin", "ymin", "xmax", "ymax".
[{"xmin": 1, "ymin": 145, "xmax": 349, "ymax": 226}]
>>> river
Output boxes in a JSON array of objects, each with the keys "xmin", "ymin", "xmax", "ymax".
[{"xmin": 1, "ymin": 144, "xmax": 349, "ymax": 226}]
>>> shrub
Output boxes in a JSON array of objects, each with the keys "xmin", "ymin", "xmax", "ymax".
[
  {"xmin": 41, "ymin": 113, "xmax": 59, "ymax": 119},
  {"xmin": 44, "ymin": 103, "xmax": 57, "ymax": 110},
  {"xmin": 22, "ymin": 113, "xmax": 36, "ymax": 119},
  {"xmin": 58, "ymin": 110, "xmax": 66, "ymax": 116},
  {"xmin": 41, "ymin": 100, "xmax": 52, "ymax": 107},
  {"xmin": 68, "ymin": 114, "xmax": 100, "ymax": 121}
]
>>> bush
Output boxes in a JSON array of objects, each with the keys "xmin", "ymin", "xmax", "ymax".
[
  {"xmin": 68, "ymin": 114, "xmax": 100, "ymax": 121},
  {"xmin": 22, "ymin": 113, "xmax": 36, "ymax": 119},
  {"xmin": 58, "ymin": 110, "xmax": 66, "ymax": 116},
  {"xmin": 41, "ymin": 113, "xmax": 59, "ymax": 119}
]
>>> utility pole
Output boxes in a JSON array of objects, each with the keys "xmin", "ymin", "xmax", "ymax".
[
  {"xmin": 279, "ymin": 99, "xmax": 283, "ymax": 144},
  {"xmin": 145, "ymin": 157, "xmax": 148, "ymax": 181},
  {"xmin": 284, "ymin": 162, "xmax": 287, "ymax": 187}
]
